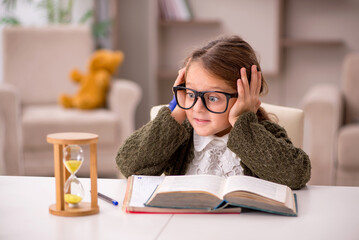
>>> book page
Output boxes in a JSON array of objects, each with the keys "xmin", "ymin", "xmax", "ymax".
[
  {"xmin": 129, "ymin": 175, "xmax": 165, "ymax": 207},
  {"xmin": 156, "ymin": 175, "xmax": 224, "ymax": 197},
  {"xmin": 223, "ymin": 176, "xmax": 288, "ymax": 203}
]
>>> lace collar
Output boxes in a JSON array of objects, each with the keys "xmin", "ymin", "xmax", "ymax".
[
  {"xmin": 193, "ymin": 131, "xmax": 229, "ymax": 152},
  {"xmin": 187, "ymin": 130, "xmax": 243, "ymax": 177}
]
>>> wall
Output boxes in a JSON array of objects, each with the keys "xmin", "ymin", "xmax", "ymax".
[{"xmin": 116, "ymin": 0, "xmax": 158, "ymax": 128}]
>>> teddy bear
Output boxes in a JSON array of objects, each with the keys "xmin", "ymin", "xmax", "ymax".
[{"xmin": 59, "ymin": 49, "xmax": 124, "ymax": 109}]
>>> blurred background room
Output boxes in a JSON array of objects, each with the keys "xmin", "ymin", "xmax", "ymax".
[{"xmin": 0, "ymin": 0, "xmax": 358, "ymax": 186}]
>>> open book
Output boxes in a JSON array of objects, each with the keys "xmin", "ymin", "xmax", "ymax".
[
  {"xmin": 123, "ymin": 175, "xmax": 241, "ymax": 214},
  {"xmin": 123, "ymin": 175, "xmax": 297, "ymax": 216}
]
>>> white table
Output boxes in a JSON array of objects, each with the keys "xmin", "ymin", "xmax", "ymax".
[
  {"xmin": 160, "ymin": 185, "xmax": 359, "ymax": 240},
  {"xmin": 0, "ymin": 176, "xmax": 171, "ymax": 240},
  {"xmin": 1, "ymin": 176, "xmax": 359, "ymax": 240}
]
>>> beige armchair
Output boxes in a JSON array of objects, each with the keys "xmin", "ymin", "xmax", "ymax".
[
  {"xmin": 302, "ymin": 53, "xmax": 359, "ymax": 186},
  {"xmin": 0, "ymin": 26, "xmax": 142, "ymax": 177}
]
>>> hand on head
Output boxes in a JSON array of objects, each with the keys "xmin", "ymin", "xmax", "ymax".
[
  {"xmin": 228, "ymin": 65, "xmax": 262, "ymax": 126},
  {"xmin": 173, "ymin": 58, "xmax": 191, "ymax": 88},
  {"xmin": 173, "ymin": 68, "xmax": 186, "ymax": 87}
]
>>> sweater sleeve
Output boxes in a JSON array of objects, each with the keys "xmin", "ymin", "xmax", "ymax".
[
  {"xmin": 116, "ymin": 107, "xmax": 190, "ymax": 178},
  {"xmin": 227, "ymin": 112, "xmax": 311, "ymax": 190}
]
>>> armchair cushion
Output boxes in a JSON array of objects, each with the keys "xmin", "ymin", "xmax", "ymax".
[
  {"xmin": 336, "ymin": 123, "xmax": 359, "ymax": 186},
  {"xmin": 22, "ymin": 105, "xmax": 118, "ymax": 148},
  {"xmin": 338, "ymin": 124, "xmax": 359, "ymax": 169},
  {"xmin": 342, "ymin": 53, "xmax": 359, "ymax": 123}
]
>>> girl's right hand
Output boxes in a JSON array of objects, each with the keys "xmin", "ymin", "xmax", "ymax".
[
  {"xmin": 171, "ymin": 68, "xmax": 187, "ymax": 124},
  {"xmin": 173, "ymin": 67, "xmax": 186, "ymax": 87}
]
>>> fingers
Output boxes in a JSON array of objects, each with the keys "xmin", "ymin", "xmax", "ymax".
[
  {"xmin": 256, "ymin": 71, "xmax": 262, "ymax": 96},
  {"xmin": 240, "ymin": 67, "xmax": 249, "ymax": 96},
  {"xmin": 174, "ymin": 68, "xmax": 186, "ymax": 87},
  {"xmin": 230, "ymin": 65, "xmax": 262, "ymax": 123},
  {"xmin": 236, "ymin": 78, "xmax": 244, "ymax": 101},
  {"xmin": 237, "ymin": 65, "xmax": 262, "ymax": 113},
  {"xmin": 250, "ymin": 65, "xmax": 258, "ymax": 96},
  {"xmin": 240, "ymin": 65, "xmax": 261, "ymax": 96}
]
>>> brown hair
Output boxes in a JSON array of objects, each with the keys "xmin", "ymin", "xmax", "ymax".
[{"xmin": 185, "ymin": 35, "xmax": 271, "ymax": 121}]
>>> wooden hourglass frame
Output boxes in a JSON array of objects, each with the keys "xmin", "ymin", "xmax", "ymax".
[{"xmin": 47, "ymin": 132, "xmax": 100, "ymax": 217}]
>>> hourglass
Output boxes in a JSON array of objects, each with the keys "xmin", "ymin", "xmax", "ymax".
[{"xmin": 47, "ymin": 132, "xmax": 99, "ymax": 217}]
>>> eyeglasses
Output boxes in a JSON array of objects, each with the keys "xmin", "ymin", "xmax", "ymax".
[{"xmin": 173, "ymin": 84, "xmax": 238, "ymax": 114}]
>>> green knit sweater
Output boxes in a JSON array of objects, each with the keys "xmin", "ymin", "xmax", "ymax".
[{"xmin": 116, "ymin": 107, "xmax": 311, "ymax": 189}]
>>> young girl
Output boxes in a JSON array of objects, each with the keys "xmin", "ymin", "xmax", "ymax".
[{"xmin": 116, "ymin": 35, "xmax": 311, "ymax": 190}]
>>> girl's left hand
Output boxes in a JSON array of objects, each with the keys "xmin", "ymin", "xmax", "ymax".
[{"xmin": 228, "ymin": 65, "xmax": 262, "ymax": 126}]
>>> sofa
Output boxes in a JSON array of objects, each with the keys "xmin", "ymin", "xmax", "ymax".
[{"xmin": 0, "ymin": 26, "xmax": 142, "ymax": 177}]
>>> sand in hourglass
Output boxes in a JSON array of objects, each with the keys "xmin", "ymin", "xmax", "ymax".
[
  {"xmin": 65, "ymin": 160, "xmax": 82, "ymax": 174},
  {"xmin": 64, "ymin": 160, "xmax": 83, "ymax": 205}
]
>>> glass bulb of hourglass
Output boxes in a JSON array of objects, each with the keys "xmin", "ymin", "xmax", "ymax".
[
  {"xmin": 64, "ymin": 176, "xmax": 85, "ymax": 207},
  {"xmin": 63, "ymin": 144, "xmax": 84, "ymax": 175},
  {"xmin": 63, "ymin": 144, "xmax": 85, "ymax": 207}
]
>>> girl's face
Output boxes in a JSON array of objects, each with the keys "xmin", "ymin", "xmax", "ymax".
[{"xmin": 185, "ymin": 61, "xmax": 237, "ymax": 137}]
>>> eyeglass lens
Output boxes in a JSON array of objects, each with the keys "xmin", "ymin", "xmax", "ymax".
[{"xmin": 176, "ymin": 88, "xmax": 229, "ymax": 113}]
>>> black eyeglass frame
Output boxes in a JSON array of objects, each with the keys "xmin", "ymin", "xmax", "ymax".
[{"xmin": 172, "ymin": 84, "xmax": 238, "ymax": 114}]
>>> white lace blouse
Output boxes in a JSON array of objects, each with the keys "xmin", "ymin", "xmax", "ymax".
[{"xmin": 186, "ymin": 131, "xmax": 244, "ymax": 177}]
